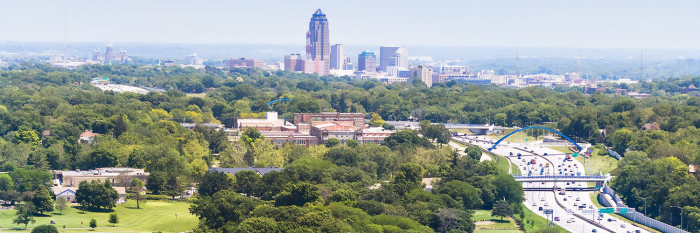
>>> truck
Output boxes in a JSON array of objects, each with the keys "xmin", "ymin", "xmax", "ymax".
[{"xmin": 546, "ymin": 162, "xmax": 550, "ymax": 167}]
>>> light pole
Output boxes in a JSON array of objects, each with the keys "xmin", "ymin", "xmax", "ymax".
[
  {"xmin": 671, "ymin": 206, "xmax": 682, "ymax": 230},
  {"xmin": 636, "ymin": 196, "xmax": 647, "ymax": 227},
  {"xmin": 174, "ymin": 214, "xmax": 178, "ymax": 233}
]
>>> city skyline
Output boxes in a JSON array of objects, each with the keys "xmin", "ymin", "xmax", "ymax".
[{"xmin": 1, "ymin": 0, "xmax": 700, "ymax": 49}]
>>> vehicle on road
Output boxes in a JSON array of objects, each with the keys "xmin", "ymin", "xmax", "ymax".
[
  {"xmin": 555, "ymin": 217, "xmax": 560, "ymax": 221},
  {"xmin": 576, "ymin": 197, "xmax": 580, "ymax": 201},
  {"xmin": 621, "ymin": 224, "xmax": 626, "ymax": 228},
  {"xmin": 592, "ymin": 229, "xmax": 597, "ymax": 232},
  {"xmin": 531, "ymin": 159, "xmax": 537, "ymax": 164},
  {"xmin": 538, "ymin": 206, "xmax": 543, "ymax": 211}
]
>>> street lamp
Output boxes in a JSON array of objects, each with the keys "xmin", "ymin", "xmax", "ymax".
[
  {"xmin": 174, "ymin": 214, "xmax": 178, "ymax": 233},
  {"xmin": 671, "ymin": 206, "xmax": 682, "ymax": 230},
  {"xmin": 636, "ymin": 196, "xmax": 647, "ymax": 228}
]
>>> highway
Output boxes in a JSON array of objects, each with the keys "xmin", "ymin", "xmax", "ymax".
[{"xmin": 453, "ymin": 136, "xmax": 648, "ymax": 233}]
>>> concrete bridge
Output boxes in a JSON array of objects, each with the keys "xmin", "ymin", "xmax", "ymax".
[{"xmin": 514, "ymin": 175, "xmax": 607, "ymax": 182}]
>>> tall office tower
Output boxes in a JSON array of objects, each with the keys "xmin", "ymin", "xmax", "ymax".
[
  {"xmin": 104, "ymin": 43, "xmax": 115, "ymax": 64},
  {"xmin": 330, "ymin": 44, "xmax": 344, "ymax": 70},
  {"xmin": 357, "ymin": 51, "xmax": 376, "ymax": 72},
  {"xmin": 411, "ymin": 65, "xmax": 433, "ymax": 88},
  {"xmin": 379, "ymin": 46, "xmax": 408, "ymax": 72},
  {"xmin": 306, "ymin": 9, "xmax": 330, "ymax": 74}
]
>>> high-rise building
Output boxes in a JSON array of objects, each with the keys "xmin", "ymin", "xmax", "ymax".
[
  {"xmin": 184, "ymin": 53, "xmax": 205, "ymax": 66},
  {"xmin": 379, "ymin": 46, "xmax": 408, "ymax": 72},
  {"xmin": 411, "ymin": 65, "xmax": 433, "ymax": 88},
  {"xmin": 357, "ymin": 51, "xmax": 376, "ymax": 72},
  {"xmin": 284, "ymin": 54, "xmax": 304, "ymax": 72},
  {"xmin": 330, "ymin": 44, "xmax": 344, "ymax": 70},
  {"xmin": 302, "ymin": 60, "xmax": 329, "ymax": 76},
  {"xmin": 306, "ymin": 9, "xmax": 330, "ymax": 74}
]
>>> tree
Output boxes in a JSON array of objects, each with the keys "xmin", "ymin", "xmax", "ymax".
[
  {"xmin": 164, "ymin": 174, "xmax": 186, "ymax": 199},
  {"xmin": 32, "ymin": 185, "xmax": 54, "ymax": 214},
  {"xmin": 198, "ymin": 170, "xmax": 233, "ymax": 197},
  {"xmin": 129, "ymin": 178, "xmax": 146, "ymax": 209},
  {"xmin": 14, "ymin": 130, "xmax": 40, "ymax": 147},
  {"xmin": 89, "ymin": 218, "xmax": 97, "ymax": 229},
  {"xmin": 75, "ymin": 180, "xmax": 118, "ymax": 210},
  {"xmin": 189, "ymin": 190, "xmax": 263, "ymax": 229},
  {"xmin": 109, "ymin": 213, "xmax": 119, "ymax": 226},
  {"xmin": 325, "ymin": 138, "xmax": 340, "ymax": 148},
  {"xmin": 146, "ymin": 171, "xmax": 167, "ymax": 194},
  {"xmin": 13, "ymin": 203, "xmax": 36, "ymax": 230},
  {"xmin": 492, "ymin": 173, "xmax": 524, "ymax": 204},
  {"xmin": 439, "ymin": 180, "xmax": 484, "ymax": 209},
  {"xmin": 466, "ymin": 146, "xmax": 482, "ymax": 161},
  {"xmin": 31, "ymin": 224, "xmax": 58, "ymax": 233},
  {"xmin": 274, "ymin": 182, "xmax": 320, "ymax": 207},
  {"xmin": 392, "ymin": 163, "xmax": 424, "ymax": 195},
  {"xmin": 113, "ymin": 115, "xmax": 128, "ymax": 138},
  {"xmin": 63, "ymin": 137, "xmax": 82, "ymax": 170},
  {"xmin": 235, "ymin": 170, "xmax": 262, "ymax": 197},
  {"xmin": 369, "ymin": 113, "xmax": 385, "ymax": 127},
  {"xmin": 347, "ymin": 139, "xmax": 359, "ymax": 147},
  {"xmin": 55, "ymin": 197, "xmax": 68, "ymax": 214},
  {"xmin": 492, "ymin": 199, "xmax": 514, "ymax": 220},
  {"xmin": 86, "ymin": 149, "xmax": 118, "ymax": 169}
]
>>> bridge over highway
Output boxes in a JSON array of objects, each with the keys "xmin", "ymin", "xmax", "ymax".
[{"xmin": 514, "ymin": 175, "xmax": 607, "ymax": 182}]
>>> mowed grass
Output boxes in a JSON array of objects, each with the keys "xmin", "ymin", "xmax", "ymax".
[
  {"xmin": 574, "ymin": 148, "xmax": 618, "ymax": 175},
  {"xmin": 472, "ymin": 209, "xmax": 520, "ymax": 233},
  {"xmin": 0, "ymin": 200, "xmax": 198, "ymax": 232},
  {"xmin": 517, "ymin": 203, "xmax": 570, "ymax": 233},
  {"xmin": 185, "ymin": 93, "xmax": 207, "ymax": 98}
]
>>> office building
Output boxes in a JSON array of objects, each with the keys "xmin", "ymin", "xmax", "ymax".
[
  {"xmin": 357, "ymin": 51, "xmax": 376, "ymax": 72},
  {"xmin": 184, "ymin": 53, "xmax": 204, "ymax": 66},
  {"xmin": 343, "ymin": 57, "xmax": 354, "ymax": 70},
  {"xmin": 302, "ymin": 60, "xmax": 329, "ymax": 76},
  {"xmin": 225, "ymin": 57, "xmax": 265, "ymax": 69},
  {"xmin": 411, "ymin": 65, "xmax": 433, "ymax": 87},
  {"xmin": 306, "ymin": 9, "xmax": 331, "ymax": 74},
  {"xmin": 330, "ymin": 44, "xmax": 344, "ymax": 70},
  {"xmin": 379, "ymin": 46, "xmax": 408, "ymax": 72},
  {"xmin": 284, "ymin": 54, "xmax": 304, "ymax": 72}
]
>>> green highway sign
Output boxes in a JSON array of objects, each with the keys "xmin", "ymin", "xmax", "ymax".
[{"xmin": 599, "ymin": 208, "xmax": 614, "ymax": 214}]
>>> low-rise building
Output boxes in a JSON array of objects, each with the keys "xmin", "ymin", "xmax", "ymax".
[
  {"xmin": 54, "ymin": 167, "xmax": 149, "ymax": 188},
  {"xmin": 225, "ymin": 57, "xmax": 265, "ymax": 69},
  {"xmin": 294, "ymin": 112, "xmax": 365, "ymax": 128},
  {"xmin": 52, "ymin": 186, "xmax": 126, "ymax": 203},
  {"xmin": 79, "ymin": 130, "xmax": 99, "ymax": 144},
  {"xmin": 260, "ymin": 131, "xmax": 320, "ymax": 147},
  {"xmin": 237, "ymin": 112, "xmax": 295, "ymax": 131}
]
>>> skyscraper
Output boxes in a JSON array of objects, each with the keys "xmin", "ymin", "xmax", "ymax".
[
  {"xmin": 306, "ymin": 9, "xmax": 330, "ymax": 74},
  {"xmin": 411, "ymin": 65, "xmax": 433, "ymax": 88},
  {"xmin": 379, "ymin": 46, "xmax": 408, "ymax": 72},
  {"xmin": 330, "ymin": 44, "xmax": 344, "ymax": 70},
  {"xmin": 357, "ymin": 51, "xmax": 376, "ymax": 72}
]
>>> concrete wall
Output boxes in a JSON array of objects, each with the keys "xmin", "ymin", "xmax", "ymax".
[{"xmin": 601, "ymin": 186, "xmax": 688, "ymax": 233}]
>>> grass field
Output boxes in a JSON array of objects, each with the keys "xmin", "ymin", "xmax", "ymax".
[
  {"xmin": 0, "ymin": 200, "xmax": 198, "ymax": 232},
  {"xmin": 517, "ymin": 203, "xmax": 570, "ymax": 233},
  {"xmin": 185, "ymin": 93, "xmax": 207, "ymax": 98},
  {"xmin": 494, "ymin": 155, "xmax": 511, "ymax": 174},
  {"xmin": 549, "ymin": 146, "xmax": 573, "ymax": 154},
  {"xmin": 574, "ymin": 148, "xmax": 619, "ymax": 175},
  {"xmin": 472, "ymin": 209, "xmax": 521, "ymax": 233}
]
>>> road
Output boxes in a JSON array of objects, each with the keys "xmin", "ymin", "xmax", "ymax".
[{"xmin": 452, "ymin": 136, "xmax": 647, "ymax": 233}]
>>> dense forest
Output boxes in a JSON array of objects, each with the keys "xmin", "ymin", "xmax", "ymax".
[{"xmin": 0, "ymin": 63, "xmax": 699, "ymax": 231}]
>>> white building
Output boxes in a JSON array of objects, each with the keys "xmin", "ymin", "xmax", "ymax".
[{"xmin": 411, "ymin": 65, "xmax": 433, "ymax": 87}]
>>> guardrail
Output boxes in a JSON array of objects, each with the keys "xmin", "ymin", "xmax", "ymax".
[{"xmin": 550, "ymin": 190, "xmax": 616, "ymax": 233}]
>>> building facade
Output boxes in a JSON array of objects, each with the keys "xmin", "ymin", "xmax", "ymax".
[
  {"xmin": 184, "ymin": 53, "xmax": 204, "ymax": 65},
  {"xmin": 226, "ymin": 57, "xmax": 265, "ymax": 69},
  {"xmin": 306, "ymin": 9, "xmax": 331, "ymax": 75},
  {"xmin": 357, "ymin": 51, "xmax": 376, "ymax": 72},
  {"xmin": 92, "ymin": 43, "xmax": 128, "ymax": 64},
  {"xmin": 294, "ymin": 112, "xmax": 365, "ymax": 128},
  {"xmin": 411, "ymin": 65, "xmax": 434, "ymax": 87},
  {"xmin": 379, "ymin": 46, "xmax": 408, "ymax": 72},
  {"xmin": 330, "ymin": 44, "xmax": 344, "ymax": 70},
  {"xmin": 284, "ymin": 54, "xmax": 304, "ymax": 72}
]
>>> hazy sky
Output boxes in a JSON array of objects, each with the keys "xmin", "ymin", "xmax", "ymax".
[{"xmin": 1, "ymin": 0, "xmax": 699, "ymax": 49}]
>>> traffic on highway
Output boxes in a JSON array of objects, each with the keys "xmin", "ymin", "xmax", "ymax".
[{"xmin": 453, "ymin": 135, "xmax": 648, "ymax": 233}]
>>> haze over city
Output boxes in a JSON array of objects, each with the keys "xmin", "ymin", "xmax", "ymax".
[{"xmin": 1, "ymin": 0, "xmax": 700, "ymax": 49}]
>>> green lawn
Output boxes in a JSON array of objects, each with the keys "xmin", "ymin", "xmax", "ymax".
[
  {"xmin": 516, "ymin": 203, "xmax": 570, "ymax": 233},
  {"xmin": 472, "ymin": 209, "xmax": 520, "ymax": 232},
  {"xmin": 548, "ymin": 146, "xmax": 572, "ymax": 154},
  {"xmin": 0, "ymin": 200, "xmax": 198, "ymax": 232},
  {"xmin": 494, "ymin": 155, "xmax": 511, "ymax": 174},
  {"xmin": 185, "ymin": 93, "xmax": 207, "ymax": 98},
  {"xmin": 574, "ymin": 148, "xmax": 618, "ymax": 175},
  {"xmin": 490, "ymin": 131, "xmax": 539, "ymax": 143}
]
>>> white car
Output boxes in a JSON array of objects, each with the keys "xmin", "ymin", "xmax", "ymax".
[
  {"xmin": 541, "ymin": 197, "xmax": 545, "ymax": 201},
  {"xmin": 533, "ymin": 203, "xmax": 538, "ymax": 206},
  {"xmin": 621, "ymin": 224, "xmax": 626, "ymax": 228},
  {"xmin": 544, "ymin": 203, "xmax": 549, "ymax": 206}
]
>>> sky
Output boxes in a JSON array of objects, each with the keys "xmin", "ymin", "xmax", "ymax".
[{"xmin": 1, "ymin": 0, "xmax": 700, "ymax": 49}]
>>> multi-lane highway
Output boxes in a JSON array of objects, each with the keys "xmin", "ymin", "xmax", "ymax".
[{"xmin": 452, "ymin": 136, "xmax": 647, "ymax": 233}]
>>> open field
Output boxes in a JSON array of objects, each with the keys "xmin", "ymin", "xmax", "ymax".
[
  {"xmin": 185, "ymin": 93, "xmax": 207, "ymax": 98},
  {"xmin": 0, "ymin": 200, "xmax": 198, "ymax": 232},
  {"xmin": 473, "ymin": 209, "xmax": 521, "ymax": 233},
  {"xmin": 574, "ymin": 148, "xmax": 618, "ymax": 175},
  {"xmin": 517, "ymin": 203, "xmax": 570, "ymax": 233}
]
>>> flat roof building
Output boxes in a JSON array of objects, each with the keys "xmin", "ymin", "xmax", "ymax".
[{"xmin": 226, "ymin": 57, "xmax": 265, "ymax": 69}]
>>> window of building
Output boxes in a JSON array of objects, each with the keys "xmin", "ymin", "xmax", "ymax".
[{"xmin": 296, "ymin": 140, "xmax": 306, "ymax": 145}]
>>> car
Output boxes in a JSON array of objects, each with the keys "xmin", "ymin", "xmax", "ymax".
[
  {"xmin": 621, "ymin": 224, "xmax": 626, "ymax": 228},
  {"xmin": 579, "ymin": 205, "xmax": 585, "ymax": 209},
  {"xmin": 538, "ymin": 206, "xmax": 543, "ymax": 211},
  {"xmin": 589, "ymin": 205, "xmax": 594, "ymax": 209},
  {"xmin": 544, "ymin": 203, "xmax": 549, "ymax": 206},
  {"xmin": 541, "ymin": 182, "xmax": 545, "ymax": 184},
  {"xmin": 566, "ymin": 220, "xmax": 572, "ymax": 223},
  {"xmin": 50, "ymin": 220, "xmax": 55, "ymax": 224},
  {"xmin": 559, "ymin": 172, "xmax": 562, "ymax": 175},
  {"xmin": 564, "ymin": 168, "xmax": 568, "ymax": 171},
  {"xmin": 524, "ymin": 147, "xmax": 528, "ymax": 149},
  {"xmin": 578, "ymin": 183, "xmax": 582, "ymax": 187},
  {"xmin": 510, "ymin": 152, "xmax": 513, "ymax": 155},
  {"xmin": 540, "ymin": 197, "xmax": 545, "ymax": 201},
  {"xmin": 607, "ymin": 218, "xmax": 614, "ymax": 222},
  {"xmin": 554, "ymin": 217, "xmax": 560, "ymax": 221},
  {"xmin": 598, "ymin": 217, "xmax": 603, "ymax": 220},
  {"xmin": 569, "ymin": 218, "xmax": 576, "ymax": 222},
  {"xmin": 576, "ymin": 198, "xmax": 580, "ymax": 201},
  {"xmin": 563, "ymin": 198, "xmax": 567, "ymax": 201},
  {"xmin": 544, "ymin": 153, "xmax": 548, "ymax": 155},
  {"xmin": 592, "ymin": 229, "xmax": 597, "ymax": 232},
  {"xmin": 522, "ymin": 159, "xmax": 526, "ymax": 162},
  {"xmin": 574, "ymin": 164, "xmax": 577, "ymax": 167},
  {"xmin": 533, "ymin": 203, "xmax": 537, "ymax": 206},
  {"xmin": 574, "ymin": 202, "xmax": 579, "ymax": 206}
]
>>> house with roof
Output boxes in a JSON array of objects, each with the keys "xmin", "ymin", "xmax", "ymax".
[
  {"xmin": 52, "ymin": 186, "xmax": 127, "ymax": 203},
  {"xmin": 79, "ymin": 130, "xmax": 99, "ymax": 143}
]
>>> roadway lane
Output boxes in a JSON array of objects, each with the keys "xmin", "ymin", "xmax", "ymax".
[{"xmin": 452, "ymin": 136, "xmax": 647, "ymax": 233}]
